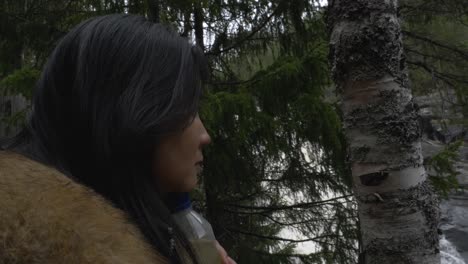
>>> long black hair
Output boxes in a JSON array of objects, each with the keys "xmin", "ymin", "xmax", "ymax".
[{"xmin": 1, "ymin": 14, "xmax": 208, "ymax": 264}]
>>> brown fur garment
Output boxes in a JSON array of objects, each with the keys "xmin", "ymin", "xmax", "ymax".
[{"xmin": 0, "ymin": 151, "xmax": 166, "ymax": 264}]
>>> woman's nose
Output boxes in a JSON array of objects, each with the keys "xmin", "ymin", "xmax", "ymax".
[
  {"xmin": 200, "ymin": 126, "xmax": 211, "ymax": 147},
  {"xmin": 195, "ymin": 114, "xmax": 211, "ymax": 147}
]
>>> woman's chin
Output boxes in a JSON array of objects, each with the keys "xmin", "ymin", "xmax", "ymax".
[{"xmin": 178, "ymin": 175, "xmax": 198, "ymax": 192}]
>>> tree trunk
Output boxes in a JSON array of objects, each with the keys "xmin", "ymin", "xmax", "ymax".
[
  {"xmin": 0, "ymin": 95, "xmax": 28, "ymax": 137},
  {"xmin": 328, "ymin": 1, "xmax": 440, "ymax": 263},
  {"xmin": 193, "ymin": 2, "xmax": 204, "ymax": 51},
  {"xmin": 128, "ymin": 0, "xmax": 142, "ymax": 14},
  {"xmin": 181, "ymin": 10, "xmax": 192, "ymax": 38},
  {"xmin": 147, "ymin": 0, "xmax": 160, "ymax": 23}
]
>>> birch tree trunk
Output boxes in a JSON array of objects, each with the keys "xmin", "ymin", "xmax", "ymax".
[{"xmin": 328, "ymin": 1, "xmax": 440, "ymax": 263}]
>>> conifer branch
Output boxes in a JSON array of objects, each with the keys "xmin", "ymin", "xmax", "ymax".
[
  {"xmin": 205, "ymin": 0, "xmax": 286, "ymax": 56},
  {"xmin": 402, "ymin": 30, "xmax": 468, "ymax": 60},
  {"xmin": 227, "ymin": 228, "xmax": 337, "ymax": 244},
  {"xmin": 225, "ymin": 195, "xmax": 353, "ymax": 211}
]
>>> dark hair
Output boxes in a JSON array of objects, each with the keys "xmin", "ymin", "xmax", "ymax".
[{"xmin": 1, "ymin": 14, "xmax": 208, "ymax": 263}]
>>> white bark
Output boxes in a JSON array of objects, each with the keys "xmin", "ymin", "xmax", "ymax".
[{"xmin": 328, "ymin": 0, "xmax": 440, "ymax": 263}]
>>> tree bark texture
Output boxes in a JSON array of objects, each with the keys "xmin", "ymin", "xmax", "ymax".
[
  {"xmin": 0, "ymin": 95, "xmax": 27, "ymax": 137},
  {"xmin": 147, "ymin": 0, "xmax": 160, "ymax": 23},
  {"xmin": 328, "ymin": 1, "xmax": 440, "ymax": 263},
  {"xmin": 193, "ymin": 2, "xmax": 204, "ymax": 51}
]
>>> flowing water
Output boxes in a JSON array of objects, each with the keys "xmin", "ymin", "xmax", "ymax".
[{"xmin": 441, "ymin": 235, "xmax": 466, "ymax": 264}]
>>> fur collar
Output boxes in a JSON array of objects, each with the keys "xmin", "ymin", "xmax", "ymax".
[{"xmin": 0, "ymin": 151, "xmax": 166, "ymax": 263}]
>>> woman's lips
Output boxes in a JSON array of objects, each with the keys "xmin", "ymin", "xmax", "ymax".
[{"xmin": 196, "ymin": 162, "xmax": 204, "ymax": 175}]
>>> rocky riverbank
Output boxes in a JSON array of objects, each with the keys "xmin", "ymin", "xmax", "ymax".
[{"xmin": 417, "ymin": 92, "xmax": 467, "ymax": 263}]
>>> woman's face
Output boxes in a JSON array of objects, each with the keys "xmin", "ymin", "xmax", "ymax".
[{"xmin": 153, "ymin": 114, "xmax": 211, "ymax": 192}]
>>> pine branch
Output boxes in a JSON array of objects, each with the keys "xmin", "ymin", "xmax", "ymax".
[
  {"xmin": 405, "ymin": 46, "xmax": 457, "ymax": 63},
  {"xmin": 258, "ymin": 212, "xmax": 355, "ymax": 226},
  {"xmin": 402, "ymin": 30, "xmax": 468, "ymax": 61},
  {"xmin": 225, "ymin": 195, "xmax": 353, "ymax": 211},
  {"xmin": 249, "ymin": 249, "xmax": 323, "ymax": 259},
  {"xmin": 407, "ymin": 60, "xmax": 468, "ymax": 85},
  {"xmin": 227, "ymin": 227, "xmax": 337, "ymax": 244},
  {"xmin": 205, "ymin": 0, "xmax": 286, "ymax": 56}
]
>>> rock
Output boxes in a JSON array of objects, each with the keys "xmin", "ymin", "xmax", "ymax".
[{"xmin": 416, "ymin": 92, "xmax": 468, "ymax": 263}]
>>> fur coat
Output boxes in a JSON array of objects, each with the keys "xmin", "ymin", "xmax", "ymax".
[{"xmin": 0, "ymin": 151, "xmax": 166, "ymax": 264}]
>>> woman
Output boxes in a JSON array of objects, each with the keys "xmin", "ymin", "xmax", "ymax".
[{"xmin": 0, "ymin": 14, "xmax": 235, "ymax": 264}]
